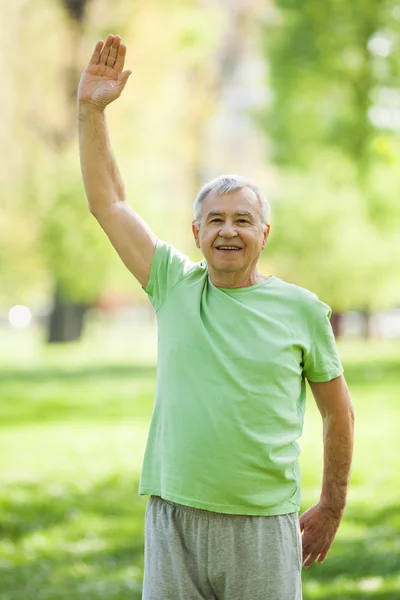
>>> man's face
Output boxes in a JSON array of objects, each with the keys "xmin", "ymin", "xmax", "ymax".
[{"xmin": 192, "ymin": 187, "xmax": 270, "ymax": 275}]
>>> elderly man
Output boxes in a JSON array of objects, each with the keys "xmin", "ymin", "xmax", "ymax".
[{"xmin": 78, "ymin": 35, "xmax": 355, "ymax": 600}]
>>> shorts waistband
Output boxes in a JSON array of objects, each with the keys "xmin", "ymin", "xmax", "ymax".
[{"xmin": 150, "ymin": 495, "xmax": 296, "ymax": 519}]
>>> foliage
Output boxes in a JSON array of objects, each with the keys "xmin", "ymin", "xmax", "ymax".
[
  {"xmin": 258, "ymin": 0, "xmax": 400, "ymax": 310},
  {"xmin": 2, "ymin": 0, "xmax": 400, "ymax": 313},
  {"xmin": 261, "ymin": 0, "xmax": 400, "ymax": 172},
  {"xmin": 262, "ymin": 155, "xmax": 400, "ymax": 310},
  {"xmin": 0, "ymin": 0, "xmax": 224, "ymax": 307},
  {"xmin": 40, "ymin": 152, "xmax": 111, "ymax": 303}
]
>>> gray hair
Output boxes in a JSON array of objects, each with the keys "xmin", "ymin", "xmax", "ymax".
[{"xmin": 193, "ymin": 174, "xmax": 270, "ymax": 227}]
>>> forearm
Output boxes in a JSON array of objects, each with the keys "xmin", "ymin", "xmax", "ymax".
[
  {"xmin": 319, "ymin": 408, "xmax": 354, "ymax": 515},
  {"xmin": 78, "ymin": 103, "xmax": 125, "ymax": 213}
]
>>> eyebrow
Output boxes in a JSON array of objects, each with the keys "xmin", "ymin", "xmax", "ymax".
[{"xmin": 205, "ymin": 211, "xmax": 254, "ymax": 219}]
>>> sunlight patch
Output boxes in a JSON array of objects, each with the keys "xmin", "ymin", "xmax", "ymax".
[{"xmin": 358, "ymin": 577, "xmax": 383, "ymax": 591}]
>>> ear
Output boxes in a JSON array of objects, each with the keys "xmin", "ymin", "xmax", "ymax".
[
  {"xmin": 261, "ymin": 224, "xmax": 271, "ymax": 250},
  {"xmin": 192, "ymin": 221, "xmax": 201, "ymax": 249}
]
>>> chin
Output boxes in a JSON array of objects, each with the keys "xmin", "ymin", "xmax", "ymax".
[{"xmin": 213, "ymin": 263, "xmax": 240, "ymax": 273}]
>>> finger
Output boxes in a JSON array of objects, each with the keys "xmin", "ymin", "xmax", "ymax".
[
  {"xmin": 99, "ymin": 34, "xmax": 114, "ymax": 66},
  {"xmin": 107, "ymin": 35, "xmax": 121, "ymax": 68},
  {"xmin": 114, "ymin": 43, "xmax": 127, "ymax": 74},
  {"xmin": 89, "ymin": 40, "xmax": 104, "ymax": 65},
  {"xmin": 301, "ymin": 534, "xmax": 313, "ymax": 556},
  {"xmin": 302, "ymin": 541, "xmax": 322, "ymax": 563},
  {"xmin": 317, "ymin": 546, "xmax": 330, "ymax": 564},
  {"xmin": 303, "ymin": 552, "xmax": 318, "ymax": 569},
  {"xmin": 302, "ymin": 545, "xmax": 313, "ymax": 561}
]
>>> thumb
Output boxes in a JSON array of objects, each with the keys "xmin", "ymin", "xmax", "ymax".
[{"xmin": 117, "ymin": 69, "xmax": 132, "ymax": 90}]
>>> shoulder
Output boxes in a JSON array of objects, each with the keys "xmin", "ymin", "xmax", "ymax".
[
  {"xmin": 155, "ymin": 239, "xmax": 204, "ymax": 275},
  {"xmin": 272, "ymin": 277, "xmax": 319, "ymax": 304},
  {"xmin": 271, "ymin": 277, "xmax": 330, "ymax": 319},
  {"xmin": 145, "ymin": 240, "xmax": 206, "ymax": 309}
]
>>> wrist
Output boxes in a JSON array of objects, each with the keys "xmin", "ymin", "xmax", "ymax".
[
  {"xmin": 78, "ymin": 100, "xmax": 105, "ymax": 116},
  {"xmin": 319, "ymin": 499, "xmax": 346, "ymax": 517}
]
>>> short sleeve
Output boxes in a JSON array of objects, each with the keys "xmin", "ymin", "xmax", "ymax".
[
  {"xmin": 303, "ymin": 299, "xmax": 344, "ymax": 382},
  {"xmin": 144, "ymin": 239, "xmax": 196, "ymax": 312}
]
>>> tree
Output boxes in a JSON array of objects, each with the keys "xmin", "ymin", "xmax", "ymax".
[
  {"xmin": 258, "ymin": 0, "xmax": 400, "ymax": 335},
  {"xmin": 1, "ymin": 0, "xmax": 284, "ymax": 337},
  {"xmin": 43, "ymin": 0, "xmax": 93, "ymax": 342}
]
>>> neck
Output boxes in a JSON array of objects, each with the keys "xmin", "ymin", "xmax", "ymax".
[{"xmin": 208, "ymin": 266, "xmax": 268, "ymax": 289}]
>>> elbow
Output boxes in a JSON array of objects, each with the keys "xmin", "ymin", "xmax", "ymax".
[
  {"xmin": 88, "ymin": 201, "xmax": 99, "ymax": 216},
  {"xmin": 88, "ymin": 202, "xmax": 100, "ymax": 219},
  {"xmin": 87, "ymin": 197, "xmax": 122, "ymax": 218},
  {"xmin": 349, "ymin": 402, "xmax": 355, "ymax": 424},
  {"xmin": 322, "ymin": 399, "xmax": 355, "ymax": 425}
]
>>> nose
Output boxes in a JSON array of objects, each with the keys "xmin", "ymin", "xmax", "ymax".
[{"xmin": 219, "ymin": 220, "xmax": 238, "ymax": 238}]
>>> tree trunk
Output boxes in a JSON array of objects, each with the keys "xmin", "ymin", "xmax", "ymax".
[
  {"xmin": 45, "ymin": 4, "xmax": 89, "ymax": 344},
  {"xmin": 359, "ymin": 308, "xmax": 373, "ymax": 340},
  {"xmin": 182, "ymin": 2, "xmax": 258, "ymax": 199},
  {"xmin": 330, "ymin": 312, "xmax": 342, "ymax": 338},
  {"xmin": 47, "ymin": 280, "xmax": 90, "ymax": 343}
]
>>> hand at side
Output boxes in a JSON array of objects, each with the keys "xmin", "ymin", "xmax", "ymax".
[{"xmin": 299, "ymin": 502, "xmax": 343, "ymax": 568}]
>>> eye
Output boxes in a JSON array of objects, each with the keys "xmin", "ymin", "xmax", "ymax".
[
  {"xmin": 237, "ymin": 219, "xmax": 250, "ymax": 224},
  {"xmin": 211, "ymin": 218, "xmax": 223, "ymax": 223}
]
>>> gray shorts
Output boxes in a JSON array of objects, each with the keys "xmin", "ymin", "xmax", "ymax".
[{"xmin": 142, "ymin": 495, "xmax": 302, "ymax": 600}]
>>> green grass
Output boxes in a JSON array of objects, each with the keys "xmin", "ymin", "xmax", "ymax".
[{"xmin": 0, "ymin": 323, "xmax": 399, "ymax": 599}]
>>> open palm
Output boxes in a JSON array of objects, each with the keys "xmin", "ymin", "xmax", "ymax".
[{"xmin": 78, "ymin": 34, "xmax": 131, "ymax": 109}]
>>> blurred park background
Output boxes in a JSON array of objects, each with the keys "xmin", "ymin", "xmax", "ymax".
[{"xmin": 1, "ymin": 0, "xmax": 400, "ymax": 598}]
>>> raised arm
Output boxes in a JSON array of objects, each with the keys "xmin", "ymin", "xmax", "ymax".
[{"xmin": 78, "ymin": 34, "xmax": 157, "ymax": 289}]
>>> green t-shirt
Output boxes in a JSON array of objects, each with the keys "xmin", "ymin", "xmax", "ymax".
[{"xmin": 138, "ymin": 239, "xmax": 344, "ymax": 515}]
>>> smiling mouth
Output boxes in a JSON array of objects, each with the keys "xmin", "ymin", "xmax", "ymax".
[
  {"xmin": 215, "ymin": 246, "xmax": 243, "ymax": 252},
  {"xmin": 217, "ymin": 246, "xmax": 242, "ymax": 254}
]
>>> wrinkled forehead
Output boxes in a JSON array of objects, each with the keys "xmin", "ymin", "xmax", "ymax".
[{"xmin": 202, "ymin": 187, "xmax": 262, "ymax": 218}]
